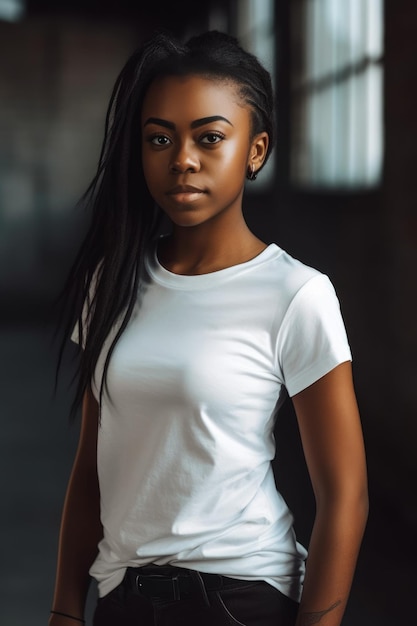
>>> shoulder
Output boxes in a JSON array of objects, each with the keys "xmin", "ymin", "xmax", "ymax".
[{"xmin": 259, "ymin": 244, "xmax": 331, "ymax": 309}]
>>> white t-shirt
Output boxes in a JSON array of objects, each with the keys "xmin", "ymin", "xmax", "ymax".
[{"xmin": 73, "ymin": 243, "xmax": 352, "ymax": 602}]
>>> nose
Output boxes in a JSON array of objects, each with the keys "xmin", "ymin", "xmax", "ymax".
[{"xmin": 169, "ymin": 140, "xmax": 200, "ymax": 174}]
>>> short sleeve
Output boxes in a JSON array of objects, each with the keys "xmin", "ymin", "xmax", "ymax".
[{"xmin": 276, "ymin": 274, "xmax": 352, "ymax": 397}]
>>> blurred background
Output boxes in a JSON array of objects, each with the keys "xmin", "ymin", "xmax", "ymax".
[{"xmin": 0, "ymin": 1, "xmax": 416, "ymax": 624}]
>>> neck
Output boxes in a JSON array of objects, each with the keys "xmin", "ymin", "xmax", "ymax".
[{"xmin": 158, "ymin": 216, "xmax": 266, "ymax": 276}]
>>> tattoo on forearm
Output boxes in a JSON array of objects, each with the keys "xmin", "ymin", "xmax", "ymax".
[{"xmin": 299, "ymin": 600, "xmax": 342, "ymax": 625}]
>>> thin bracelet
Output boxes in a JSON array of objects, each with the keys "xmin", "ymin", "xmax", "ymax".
[{"xmin": 50, "ymin": 610, "xmax": 85, "ymax": 623}]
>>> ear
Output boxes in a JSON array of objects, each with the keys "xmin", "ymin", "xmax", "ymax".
[{"xmin": 248, "ymin": 132, "xmax": 269, "ymax": 172}]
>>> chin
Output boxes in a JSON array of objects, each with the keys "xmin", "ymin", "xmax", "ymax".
[{"xmin": 162, "ymin": 208, "xmax": 211, "ymax": 228}]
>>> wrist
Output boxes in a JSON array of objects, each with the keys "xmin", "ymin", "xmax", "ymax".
[{"xmin": 50, "ymin": 610, "xmax": 85, "ymax": 624}]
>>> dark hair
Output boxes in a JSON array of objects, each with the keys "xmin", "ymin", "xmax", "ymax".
[{"xmin": 55, "ymin": 29, "xmax": 276, "ymax": 418}]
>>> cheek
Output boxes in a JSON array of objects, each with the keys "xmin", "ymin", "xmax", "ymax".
[
  {"xmin": 217, "ymin": 140, "xmax": 249, "ymax": 180},
  {"xmin": 141, "ymin": 150, "xmax": 162, "ymax": 191}
]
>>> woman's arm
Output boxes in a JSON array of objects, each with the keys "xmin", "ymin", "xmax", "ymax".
[
  {"xmin": 292, "ymin": 361, "xmax": 369, "ymax": 626},
  {"xmin": 49, "ymin": 387, "xmax": 103, "ymax": 626}
]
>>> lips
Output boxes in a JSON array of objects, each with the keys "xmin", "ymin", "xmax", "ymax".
[
  {"xmin": 167, "ymin": 184, "xmax": 206, "ymax": 195},
  {"xmin": 166, "ymin": 184, "xmax": 207, "ymax": 204}
]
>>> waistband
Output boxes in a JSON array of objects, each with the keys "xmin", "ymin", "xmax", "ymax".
[{"xmin": 123, "ymin": 565, "xmax": 253, "ymax": 604}]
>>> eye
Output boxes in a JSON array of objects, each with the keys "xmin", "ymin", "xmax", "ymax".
[
  {"xmin": 148, "ymin": 134, "xmax": 172, "ymax": 146},
  {"xmin": 200, "ymin": 132, "xmax": 225, "ymax": 145}
]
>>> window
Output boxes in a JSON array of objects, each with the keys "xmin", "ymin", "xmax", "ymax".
[{"xmin": 291, "ymin": 0, "xmax": 384, "ymax": 189}]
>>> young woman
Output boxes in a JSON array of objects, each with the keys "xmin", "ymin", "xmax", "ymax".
[{"xmin": 49, "ymin": 30, "xmax": 368, "ymax": 626}]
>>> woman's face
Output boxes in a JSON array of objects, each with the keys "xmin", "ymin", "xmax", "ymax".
[{"xmin": 141, "ymin": 74, "xmax": 267, "ymax": 229}]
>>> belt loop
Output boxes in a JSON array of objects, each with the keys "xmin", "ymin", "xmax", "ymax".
[
  {"xmin": 190, "ymin": 570, "xmax": 211, "ymax": 607},
  {"xmin": 172, "ymin": 575, "xmax": 180, "ymax": 601}
]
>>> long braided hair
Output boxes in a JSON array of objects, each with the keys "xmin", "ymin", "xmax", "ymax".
[{"xmin": 55, "ymin": 30, "xmax": 275, "ymax": 418}]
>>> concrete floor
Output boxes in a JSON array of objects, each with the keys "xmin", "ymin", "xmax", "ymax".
[{"xmin": 0, "ymin": 325, "xmax": 414, "ymax": 625}]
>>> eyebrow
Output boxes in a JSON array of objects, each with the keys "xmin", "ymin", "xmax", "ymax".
[{"xmin": 143, "ymin": 115, "xmax": 233, "ymax": 130}]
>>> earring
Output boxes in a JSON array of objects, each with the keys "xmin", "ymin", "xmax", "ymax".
[{"xmin": 246, "ymin": 163, "xmax": 258, "ymax": 181}]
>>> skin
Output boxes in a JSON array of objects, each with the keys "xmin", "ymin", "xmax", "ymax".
[
  {"xmin": 49, "ymin": 74, "xmax": 368, "ymax": 626},
  {"xmin": 49, "ymin": 387, "xmax": 102, "ymax": 626},
  {"xmin": 292, "ymin": 362, "xmax": 368, "ymax": 626}
]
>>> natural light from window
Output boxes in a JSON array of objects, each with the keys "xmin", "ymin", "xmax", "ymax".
[{"xmin": 291, "ymin": 0, "xmax": 384, "ymax": 189}]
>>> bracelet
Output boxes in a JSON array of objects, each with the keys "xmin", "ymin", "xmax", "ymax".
[{"xmin": 50, "ymin": 610, "xmax": 85, "ymax": 623}]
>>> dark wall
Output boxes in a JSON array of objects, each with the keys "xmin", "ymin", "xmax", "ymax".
[{"xmin": 0, "ymin": 3, "xmax": 211, "ymax": 322}]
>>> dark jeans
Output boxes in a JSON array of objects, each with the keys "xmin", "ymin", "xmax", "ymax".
[{"xmin": 93, "ymin": 566, "xmax": 299, "ymax": 626}]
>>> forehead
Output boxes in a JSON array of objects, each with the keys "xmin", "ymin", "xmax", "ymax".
[{"xmin": 141, "ymin": 74, "xmax": 249, "ymax": 124}]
